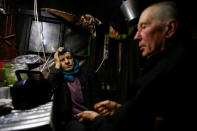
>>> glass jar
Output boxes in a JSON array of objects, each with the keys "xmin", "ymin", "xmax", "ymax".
[{"xmin": 3, "ymin": 63, "xmax": 28, "ymax": 86}]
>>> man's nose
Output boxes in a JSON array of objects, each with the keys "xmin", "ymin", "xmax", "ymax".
[{"xmin": 134, "ymin": 30, "xmax": 141, "ymax": 40}]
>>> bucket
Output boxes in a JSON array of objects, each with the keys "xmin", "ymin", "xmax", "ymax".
[{"xmin": 120, "ymin": 0, "xmax": 139, "ymax": 22}]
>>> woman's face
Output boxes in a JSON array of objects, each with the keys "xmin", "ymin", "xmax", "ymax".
[{"xmin": 60, "ymin": 52, "xmax": 74, "ymax": 71}]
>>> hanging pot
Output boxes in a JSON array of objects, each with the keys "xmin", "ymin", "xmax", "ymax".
[{"xmin": 120, "ymin": 0, "xmax": 139, "ymax": 22}]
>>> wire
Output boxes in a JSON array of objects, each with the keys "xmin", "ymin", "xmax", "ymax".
[
  {"xmin": 95, "ymin": 34, "xmax": 109, "ymax": 73},
  {"xmin": 95, "ymin": 52, "xmax": 108, "ymax": 73},
  {"xmin": 34, "ymin": 0, "xmax": 49, "ymax": 71},
  {"xmin": 41, "ymin": 53, "xmax": 53, "ymax": 72}
]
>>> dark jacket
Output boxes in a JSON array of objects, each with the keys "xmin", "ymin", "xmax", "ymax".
[
  {"xmin": 48, "ymin": 67, "xmax": 102, "ymax": 131},
  {"xmin": 90, "ymin": 43, "xmax": 196, "ymax": 131}
]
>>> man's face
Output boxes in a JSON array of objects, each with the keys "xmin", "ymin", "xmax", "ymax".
[
  {"xmin": 134, "ymin": 7, "xmax": 167, "ymax": 57},
  {"xmin": 60, "ymin": 52, "xmax": 74, "ymax": 71}
]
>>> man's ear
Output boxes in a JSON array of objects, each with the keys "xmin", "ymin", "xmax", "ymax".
[{"xmin": 165, "ymin": 19, "xmax": 178, "ymax": 38}]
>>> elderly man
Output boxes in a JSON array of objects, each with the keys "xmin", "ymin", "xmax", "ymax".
[{"xmin": 77, "ymin": 1, "xmax": 196, "ymax": 131}]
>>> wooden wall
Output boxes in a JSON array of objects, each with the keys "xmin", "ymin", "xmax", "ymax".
[{"xmin": 0, "ymin": 13, "xmax": 17, "ymax": 60}]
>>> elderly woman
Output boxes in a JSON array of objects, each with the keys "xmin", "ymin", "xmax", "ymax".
[{"xmin": 48, "ymin": 47, "xmax": 102, "ymax": 131}]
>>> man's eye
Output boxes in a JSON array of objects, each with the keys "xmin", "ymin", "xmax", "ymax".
[
  {"xmin": 141, "ymin": 25, "xmax": 146, "ymax": 29},
  {"xmin": 138, "ymin": 23, "xmax": 147, "ymax": 30}
]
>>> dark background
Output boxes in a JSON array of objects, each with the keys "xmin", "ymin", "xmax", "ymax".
[
  {"xmin": 11, "ymin": 0, "xmax": 196, "ymax": 35},
  {"xmin": 1, "ymin": 0, "xmax": 197, "ymax": 102}
]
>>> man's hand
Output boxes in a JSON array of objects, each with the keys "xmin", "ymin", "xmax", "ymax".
[
  {"xmin": 94, "ymin": 100, "xmax": 122, "ymax": 116},
  {"xmin": 77, "ymin": 111, "xmax": 99, "ymax": 122},
  {"xmin": 54, "ymin": 49, "xmax": 60, "ymax": 69}
]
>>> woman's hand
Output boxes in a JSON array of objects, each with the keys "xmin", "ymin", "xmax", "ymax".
[
  {"xmin": 77, "ymin": 111, "xmax": 100, "ymax": 122},
  {"xmin": 54, "ymin": 49, "xmax": 60, "ymax": 69}
]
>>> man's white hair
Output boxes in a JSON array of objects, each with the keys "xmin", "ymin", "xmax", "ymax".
[{"xmin": 147, "ymin": 1, "xmax": 178, "ymax": 25}]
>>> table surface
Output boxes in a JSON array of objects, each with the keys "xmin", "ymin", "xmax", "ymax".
[{"xmin": 0, "ymin": 102, "xmax": 52, "ymax": 131}]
